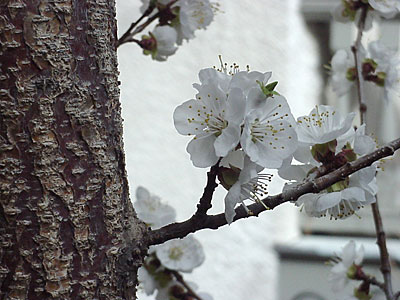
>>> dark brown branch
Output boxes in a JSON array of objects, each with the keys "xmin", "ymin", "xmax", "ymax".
[
  {"xmin": 117, "ymin": 3, "xmax": 155, "ymax": 48},
  {"xmin": 170, "ymin": 270, "xmax": 204, "ymax": 300},
  {"xmin": 372, "ymin": 198, "xmax": 394, "ymax": 300},
  {"xmin": 351, "ymin": 5, "xmax": 368, "ymax": 124},
  {"xmin": 351, "ymin": 6, "xmax": 394, "ymax": 300},
  {"xmin": 146, "ymin": 137, "xmax": 400, "ymax": 246},
  {"xmin": 117, "ymin": 0, "xmax": 178, "ymax": 48},
  {"xmin": 194, "ymin": 159, "xmax": 221, "ymax": 217},
  {"xmin": 394, "ymin": 291, "xmax": 400, "ymax": 300}
]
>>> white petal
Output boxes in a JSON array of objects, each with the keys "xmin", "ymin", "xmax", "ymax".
[
  {"xmin": 136, "ymin": 186, "xmax": 150, "ymax": 202},
  {"xmin": 341, "ymin": 187, "xmax": 366, "ymax": 203},
  {"xmin": 187, "ymin": 134, "xmax": 218, "ymax": 168},
  {"xmin": 173, "ymin": 99, "xmax": 207, "ymax": 135},
  {"xmin": 224, "ymin": 87, "xmax": 246, "ymax": 124},
  {"xmin": 155, "ymin": 235, "xmax": 205, "ymax": 272},
  {"xmin": 224, "ymin": 182, "xmax": 242, "ymax": 224},
  {"xmin": 220, "ymin": 149, "xmax": 244, "ymax": 169},
  {"xmin": 214, "ymin": 125, "xmax": 241, "ymax": 157},
  {"xmin": 138, "ymin": 267, "xmax": 157, "ymax": 295},
  {"xmin": 315, "ymin": 192, "xmax": 341, "ymax": 212},
  {"xmin": 278, "ymin": 164, "xmax": 312, "ymax": 181},
  {"xmin": 341, "ymin": 240, "xmax": 356, "ymax": 267}
]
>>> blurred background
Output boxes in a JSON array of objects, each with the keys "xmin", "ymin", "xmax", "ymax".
[{"xmin": 116, "ymin": 1, "xmax": 400, "ymax": 299}]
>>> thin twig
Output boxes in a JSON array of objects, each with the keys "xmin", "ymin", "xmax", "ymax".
[
  {"xmin": 117, "ymin": 4, "xmax": 155, "ymax": 48},
  {"xmin": 351, "ymin": 5, "xmax": 395, "ymax": 300},
  {"xmin": 146, "ymin": 137, "xmax": 400, "ymax": 246},
  {"xmin": 372, "ymin": 198, "xmax": 394, "ymax": 300},
  {"xmin": 351, "ymin": 5, "xmax": 368, "ymax": 124},
  {"xmin": 170, "ymin": 270, "xmax": 204, "ymax": 300},
  {"xmin": 117, "ymin": 0, "xmax": 179, "ymax": 48},
  {"xmin": 394, "ymin": 291, "xmax": 400, "ymax": 300},
  {"xmin": 194, "ymin": 159, "xmax": 221, "ymax": 217}
]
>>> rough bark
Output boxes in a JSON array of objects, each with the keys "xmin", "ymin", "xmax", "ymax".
[{"xmin": 0, "ymin": 0, "xmax": 147, "ymax": 299}]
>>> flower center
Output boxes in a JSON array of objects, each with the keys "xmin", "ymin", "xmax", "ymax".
[
  {"xmin": 241, "ymin": 174, "xmax": 273, "ymax": 203},
  {"xmin": 250, "ymin": 118, "xmax": 277, "ymax": 143},
  {"xmin": 168, "ymin": 247, "xmax": 184, "ymax": 260}
]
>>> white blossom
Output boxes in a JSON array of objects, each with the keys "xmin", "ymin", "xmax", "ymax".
[
  {"xmin": 368, "ymin": 0, "xmax": 400, "ymax": 18},
  {"xmin": 293, "ymin": 105, "xmax": 355, "ymax": 164},
  {"xmin": 280, "ymin": 106, "xmax": 377, "ymax": 219},
  {"xmin": 155, "ymin": 235, "xmax": 205, "ymax": 272},
  {"xmin": 152, "ymin": 26, "xmax": 178, "ymax": 61},
  {"xmin": 174, "ymin": 66, "xmax": 273, "ymax": 168},
  {"xmin": 241, "ymin": 94, "xmax": 298, "ymax": 169},
  {"xmin": 176, "ymin": 0, "xmax": 214, "ymax": 44},
  {"xmin": 221, "ymin": 151, "xmax": 272, "ymax": 223},
  {"xmin": 296, "ymin": 105, "xmax": 355, "ymax": 146},
  {"xmin": 138, "ymin": 266, "xmax": 157, "ymax": 295},
  {"xmin": 332, "ymin": 2, "xmax": 374, "ymax": 30},
  {"xmin": 140, "ymin": 0, "xmax": 172, "ymax": 14},
  {"xmin": 331, "ymin": 49, "xmax": 355, "ymax": 97},
  {"xmin": 329, "ymin": 240, "xmax": 364, "ymax": 292},
  {"xmin": 367, "ymin": 40, "xmax": 400, "ymax": 102},
  {"xmin": 134, "ymin": 186, "xmax": 176, "ymax": 229},
  {"xmin": 295, "ymin": 165, "xmax": 377, "ymax": 219}
]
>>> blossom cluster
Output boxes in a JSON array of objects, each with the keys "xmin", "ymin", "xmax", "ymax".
[
  {"xmin": 134, "ymin": 187, "xmax": 209, "ymax": 299},
  {"xmin": 334, "ymin": 0, "xmax": 400, "ymax": 28},
  {"xmin": 173, "ymin": 62, "xmax": 378, "ymax": 223},
  {"xmin": 138, "ymin": 0, "xmax": 218, "ymax": 61},
  {"xmin": 279, "ymin": 105, "xmax": 378, "ymax": 220},
  {"xmin": 331, "ymin": 40, "xmax": 400, "ymax": 102},
  {"xmin": 173, "ymin": 61, "xmax": 298, "ymax": 222},
  {"xmin": 328, "ymin": 240, "xmax": 377, "ymax": 300}
]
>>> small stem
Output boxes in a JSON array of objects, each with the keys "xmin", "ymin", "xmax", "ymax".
[
  {"xmin": 117, "ymin": 0, "xmax": 179, "ymax": 48},
  {"xmin": 194, "ymin": 159, "xmax": 221, "ymax": 217},
  {"xmin": 351, "ymin": 5, "xmax": 394, "ymax": 299},
  {"xmin": 394, "ymin": 291, "xmax": 400, "ymax": 300},
  {"xmin": 371, "ymin": 198, "xmax": 394, "ymax": 300},
  {"xmin": 351, "ymin": 5, "xmax": 368, "ymax": 123},
  {"xmin": 117, "ymin": 4, "xmax": 155, "ymax": 48},
  {"xmin": 170, "ymin": 270, "xmax": 204, "ymax": 300}
]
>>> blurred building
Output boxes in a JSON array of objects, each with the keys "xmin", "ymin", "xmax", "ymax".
[{"xmin": 275, "ymin": 1, "xmax": 400, "ymax": 300}]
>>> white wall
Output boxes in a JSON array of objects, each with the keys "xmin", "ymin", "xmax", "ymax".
[{"xmin": 116, "ymin": 1, "xmax": 320, "ymax": 299}]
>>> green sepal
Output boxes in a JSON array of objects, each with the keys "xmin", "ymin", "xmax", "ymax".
[
  {"xmin": 354, "ymin": 288, "xmax": 372, "ymax": 300},
  {"xmin": 218, "ymin": 166, "xmax": 240, "ymax": 190},
  {"xmin": 154, "ymin": 271, "xmax": 173, "ymax": 288},
  {"xmin": 376, "ymin": 71, "xmax": 386, "ymax": 87},
  {"xmin": 311, "ymin": 140, "xmax": 337, "ymax": 163},
  {"xmin": 257, "ymin": 80, "xmax": 280, "ymax": 98},
  {"xmin": 326, "ymin": 179, "xmax": 349, "ymax": 193},
  {"xmin": 347, "ymin": 264, "xmax": 358, "ymax": 279},
  {"xmin": 346, "ymin": 67, "xmax": 357, "ymax": 82}
]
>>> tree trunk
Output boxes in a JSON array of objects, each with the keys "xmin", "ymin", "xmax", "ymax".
[{"xmin": 0, "ymin": 0, "xmax": 146, "ymax": 299}]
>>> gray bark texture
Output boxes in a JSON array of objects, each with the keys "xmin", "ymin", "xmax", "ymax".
[{"xmin": 0, "ymin": 0, "xmax": 147, "ymax": 299}]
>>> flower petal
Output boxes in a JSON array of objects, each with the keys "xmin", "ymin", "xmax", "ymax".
[
  {"xmin": 214, "ymin": 125, "xmax": 241, "ymax": 157},
  {"xmin": 187, "ymin": 134, "xmax": 218, "ymax": 168}
]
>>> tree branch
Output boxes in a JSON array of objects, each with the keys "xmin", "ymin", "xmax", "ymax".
[
  {"xmin": 372, "ymin": 197, "xmax": 394, "ymax": 300},
  {"xmin": 146, "ymin": 137, "xmax": 400, "ymax": 246},
  {"xmin": 170, "ymin": 270, "xmax": 204, "ymax": 300},
  {"xmin": 351, "ymin": 5, "xmax": 368, "ymax": 124},
  {"xmin": 351, "ymin": 6, "xmax": 394, "ymax": 300},
  {"xmin": 194, "ymin": 159, "xmax": 221, "ymax": 217},
  {"xmin": 117, "ymin": 0, "xmax": 179, "ymax": 48},
  {"xmin": 394, "ymin": 291, "xmax": 400, "ymax": 300}
]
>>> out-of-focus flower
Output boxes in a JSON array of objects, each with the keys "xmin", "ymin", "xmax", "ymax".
[
  {"xmin": 368, "ymin": 0, "xmax": 400, "ymax": 18},
  {"xmin": 329, "ymin": 240, "xmax": 364, "ymax": 292},
  {"xmin": 367, "ymin": 40, "xmax": 400, "ymax": 102},
  {"xmin": 134, "ymin": 186, "xmax": 176, "ymax": 229},
  {"xmin": 155, "ymin": 235, "xmax": 205, "ymax": 272}
]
